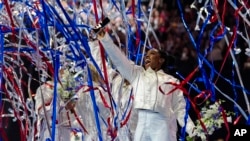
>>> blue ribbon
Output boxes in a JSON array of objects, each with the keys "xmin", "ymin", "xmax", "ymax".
[
  {"xmin": 0, "ymin": 28, "xmax": 3, "ymax": 113},
  {"xmin": 51, "ymin": 51, "xmax": 60, "ymax": 141},
  {"xmin": 86, "ymin": 65, "xmax": 103, "ymax": 141}
]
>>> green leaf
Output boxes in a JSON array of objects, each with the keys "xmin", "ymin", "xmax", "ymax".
[{"xmin": 186, "ymin": 136, "xmax": 194, "ymax": 141}]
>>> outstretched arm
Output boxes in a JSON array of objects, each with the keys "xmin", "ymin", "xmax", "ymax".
[
  {"xmin": 97, "ymin": 31, "xmax": 142, "ymax": 83},
  {"xmin": 88, "ymin": 40, "xmax": 118, "ymax": 79}
]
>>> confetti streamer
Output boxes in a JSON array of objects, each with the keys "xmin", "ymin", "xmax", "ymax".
[{"xmin": 0, "ymin": 0, "xmax": 250, "ymax": 141}]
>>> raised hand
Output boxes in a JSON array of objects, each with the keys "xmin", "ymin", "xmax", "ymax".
[{"xmin": 90, "ymin": 17, "xmax": 110, "ymax": 39}]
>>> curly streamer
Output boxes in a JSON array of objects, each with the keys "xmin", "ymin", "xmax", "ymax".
[{"xmin": 1, "ymin": 0, "xmax": 250, "ymax": 141}]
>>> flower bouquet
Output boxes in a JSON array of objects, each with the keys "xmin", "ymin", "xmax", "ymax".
[
  {"xmin": 57, "ymin": 69, "xmax": 77, "ymax": 102},
  {"xmin": 187, "ymin": 99, "xmax": 233, "ymax": 141}
]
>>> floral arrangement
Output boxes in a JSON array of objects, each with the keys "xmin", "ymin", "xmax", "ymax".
[
  {"xmin": 57, "ymin": 69, "xmax": 76, "ymax": 102},
  {"xmin": 187, "ymin": 99, "xmax": 233, "ymax": 141}
]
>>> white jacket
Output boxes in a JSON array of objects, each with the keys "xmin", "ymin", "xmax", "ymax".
[
  {"xmin": 35, "ymin": 81, "xmax": 86, "ymax": 141},
  {"xmin": 99, "ymin": 33, "xmax": 195, "ymax": 137}
]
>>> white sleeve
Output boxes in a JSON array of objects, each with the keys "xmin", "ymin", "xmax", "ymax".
[
  {"xmin": 89, "ymin": 40, "xmax": 115, "ymax": 79},
  {"xmin": 99, "ymin": 33, "xmax": 142, "ymax": 83},
  {"xmin": 89, "ymin": 40, "xmax": 102, "ymax": 67},
  {"xmin": 171, "ymin": 80, "xmax": 195, "ymax": 135}
]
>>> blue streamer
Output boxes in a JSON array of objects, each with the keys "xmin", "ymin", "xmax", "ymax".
[
  {"xmin": 51, "ymin": 51, "xmax": 60, "ymax": 141},
  {"xmin": 176, "ymin": 0, "xmax": 213, "ymax": 139},
  {"xmin": 196, "ymin": 5, "xmax": 217, "ymax": 102},
  {"xmin": 0, "ymin": 30, "xmax": 3, "ymax": 108},
  {"xmin": 121, "ymin": 88, "xmax": 133, "ymax": 120},
  {"xmin": 41, "ymin": 3, "xmax": 107, "ymax": 139},
  {"xmin": 86, "ymin": 65, "xmax": 103, "ymax": 141},
  {"xmin": 180, "ymin": 97, "xmax": 191, "ymax": 141},
  {"xmin": 176, "ymin": 0, "xmax": 224, "ymax": 103},
  {"xmin": 247, "ymin": 115, "xmax": 250, "ymax": 125},
  {"xmin": 39, "ymin": 0, "xmax": 51, "ymax": 48},
  {"xmin": 109, "ymin": 0, "xmax": 120, "ymax": 12},
  {"xmin": 51, "ymin": 0, "xmax": 104, "ymax": 80},
  {"xmin": 176, "ymin": 72, "xmax": 202, "ymax": 94},
  {"xmin": 0, "ymin": 1, "xmax": 3, "ymax": 10},
  {"xmin": 135, "ymin": 0, "xmax": 143, "ymax": 64},
  {"xmin": 127, "ymin": 28, "xmax": 135, "ymax": 60},
  {"xmin": 232, "ymin": 11, "xmax": 240, "ymax": 117}
]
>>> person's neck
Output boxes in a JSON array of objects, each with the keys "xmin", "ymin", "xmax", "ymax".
[
  {"xmin": 154, "ymin": 68, "xmax": 161, "ymax": 72},
  {"xmin": 146, "ymin": 66, "xmax": 161, "ymax": 72}
]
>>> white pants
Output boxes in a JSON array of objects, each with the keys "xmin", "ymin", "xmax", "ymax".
[{"xmin": 134, "ymin": 109, "xmax": 170, "ymax": 141}]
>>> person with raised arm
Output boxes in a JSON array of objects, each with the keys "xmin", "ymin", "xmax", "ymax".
[
  {"xmin": 94, "ymin": 26, "xmax": 197, "ymax": 141},
  {"xmin": 88, "ymin": 37, "xmax": 137, "ymax": 141}
]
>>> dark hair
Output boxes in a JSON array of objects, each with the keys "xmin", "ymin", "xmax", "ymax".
[{"xmin": 157, "ymin": 49, "xmax": 176, "ymax": 74}]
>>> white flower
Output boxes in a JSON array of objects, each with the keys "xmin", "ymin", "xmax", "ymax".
[
  {"xmin": 58, "ymin": 69, "xmax": 76, "ymax": 101},
  {"xmin": 192, "ymin": 100, "xmax": 232, "ymax": 141}
]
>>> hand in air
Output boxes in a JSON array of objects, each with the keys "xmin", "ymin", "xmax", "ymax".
[{"xmin": 91, "ymin": 17, "xmax": 110, "ymax": 40}]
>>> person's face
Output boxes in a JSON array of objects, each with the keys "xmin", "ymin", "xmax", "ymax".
[{"xmin": 144, "ymin": 49, "xmax": 165, "ymax": 71}]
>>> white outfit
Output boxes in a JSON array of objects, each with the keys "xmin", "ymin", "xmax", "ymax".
[
  {"xmin": 89, "ymin": 41, "xmax": 137, "ymax": 141},
  {"xmin": 134, "ymin": 110, "xmax": 170, "ymax": 141},
  {"xmin": 35, "ymin": 81, "xmax": 85, "ymax": 141},
  {"xmin": 99, "ymin": 33, "xmax": 195, "ymax": 141},
  {"xmin": 75, "ymin": 83, "xmax": 111, "ymax": 141}
]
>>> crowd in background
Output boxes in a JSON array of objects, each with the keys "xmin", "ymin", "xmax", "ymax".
[
  {"xmin": 107, "ymin": 0, "xmax": 250, "ymax": 103},
  {"xmin": 122, "ymin": 0, "xmax": 250, "ymax": 76},
  {"xmin": 2, "ymin": 0, "xmax": 250, "ymax": 141},
  {"xmin": 107, "ymin": 0, "xmax": 250, "ymax": 139}
]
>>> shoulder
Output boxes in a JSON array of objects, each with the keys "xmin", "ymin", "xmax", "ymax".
[
  {"xmin": 134, "ymin": 65, "xmax": 144, "ymax": 73},
  {"xmin": 159, "ymin": 71, "xmax": 180, "ymax": 83},
  {"xmin": 168, "ymin": 74, "xmax": 179, "ymax": 83}
]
